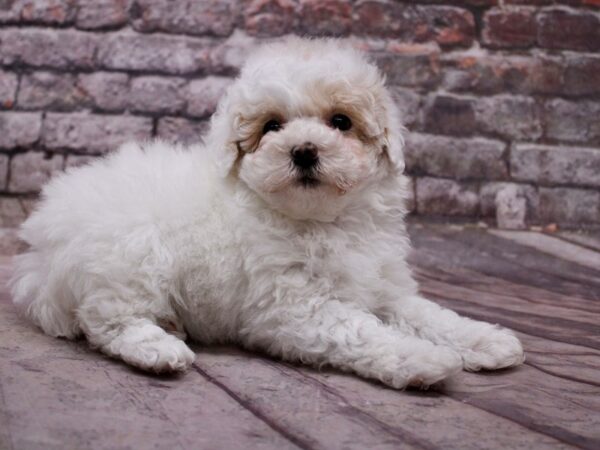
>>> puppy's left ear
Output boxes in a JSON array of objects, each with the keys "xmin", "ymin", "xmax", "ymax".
[
  {"xmin": 380, "ymin": 91, "xmax": 406, "ymax": 173},
  {"xmin": 204, "ymin": 90, "xmax": 240, "ymax": 177}
]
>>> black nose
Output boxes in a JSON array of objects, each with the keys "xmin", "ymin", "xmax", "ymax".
[{"xmin": 291, "ymin": 143, "xmax": 319, "ymax": 169}]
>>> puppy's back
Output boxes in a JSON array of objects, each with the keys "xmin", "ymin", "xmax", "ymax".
[{"xmin": 11, "ymin": 140, "xmax": 217, "ymax": 338}]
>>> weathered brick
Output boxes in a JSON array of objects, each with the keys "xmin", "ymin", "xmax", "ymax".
[
  {"xmin": 474, "ymin": 95, "xmax": 542, "ymax": 141},
  {"xmin": 187, "ymin": 76, "xmax": 232, "ymax": 118},
  {"xmin": 44, "ymin": 113, "xmax": 153, "ymax": 153},
  {"xmin": 415, "ymin": 177, "xmax": 479, "ymax": 216},
  {"xmin": 538, "ymin": 187, "xmax": 600, "ymax": 225},
  {"xmin": 511, "ymin": 144, "xmax": 600, "ymax": 188},
  {"xmin": 482, "ymin": 7, "xmax": 537, "ymax": 48},
  {"xmin": 0, "ymin": 198, "xmax": 30, "ymax": 228},
  {"xmin": 18, "ymin": 72, "xmax": 86, "ymax": 111},
  {"xmin": 423, "ymin": 94, "xmax": 476, "ymax": 136},
  {"xmin": 544, "ymin": 99, "xmax": 600, "ymax": 145},
  {"xmin": 0, "ymin": 28, "xmax": 97, "ymax": 69},
  {"xmin": 441, "ymin": 54, "xmax": 564, "ymax": 96},
  {"xmin": 209, "ymin": 31, "xmax": 259, "ymax": 75},
  {"xmin": 391, "ymin": 87, "xmax": 421, "ymax": 128},
  {"xmin": 0, "ymin": 227, "xmax": 25, "ymax": 255},
  {"xmin": 64, "ymin": 154, "xmax": 99, "ymax": 169},
  {"xmin": 405, "ymin": 133, "xmax": 508, "ymax": 180},
  {"xmin": 97, "ymin": 31, "xmax": 212, "ymax": 75},
  {"xmin": 0, "ymin": 154, "xmax": 8, "ymax": 189},
  {"xmin": 131, "ymin": 0, "xmax": 238, "ymax": 37},
  {"xmin": 0, "ymin": 0, "xmax": 76, "ymax": 25},
  {"xmin": 77, "ymin": 72, "xmax": 130, "ymax": 112},
  {"xmin": 375, "ymin": 44, "xmax": 440, "ymax": 88},
  {"xmin": 537, "ymin": 7, "xmax": 600, "ymax": 51},
  {"xmin": 296, "ymin": 0, "xmax": 352, "ymax": 36},
  {"xmin": 243, "ymin": 0, "xmax": 297, "ymax": 37},
  {"xmin": 129, "ymin": 76, "xmax": 187, "ymax": 114},
  {"xmin": 156, "ymin": 117, "xmax": 209, "ymax": 146},
  {"xmin": 76, "ymin": 0, "xmax": 129, "ymax": 30},
  {"xmin": 494, "ymin": 184, "xmax": 527, "ymax": 229},
  {"xmin": 0, "ymin": 112, "xmax": 42, "ymax": 149},
  {"xmin": 9, "ymin": 152, "xmax": 64, "ymax": 193},
  {"xmin": 563, "ymin": 55, "xmax": 600, "ymax": 96},
  {"xmin": 0, "ymin": 70, "xmax": 17, "ymax": 109},
  {"xmin": 354, "ymin": 3, "xmax": 475, "ymax": 47},
  {"xmin": 480, "ymin": 182, "xmax": 538, "ymax": 221},
  {"xmin": 424, "ymin": 94, "xmax": 542, "ymax": 140}
]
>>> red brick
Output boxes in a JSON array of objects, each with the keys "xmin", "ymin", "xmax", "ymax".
[
  {"xmin": 296, "ymin": 0, "xmax": 352, "ymax": 36},
  {"xmin": 76, "ymin": 0, "xmax": 129, "ymax": 30},
  {"xmin": 0, "ymin": 70, "xmax": 17, "ymax": 109},
  {"xmin": 537, "ymin": 8, "xmax": 600, "ymax": 51},
  {"xmin": 563, "ymin": 55, "xmax": 600, "ymax": 96},
  {"xmin": 0, "ymin": 0, "xmax": 76, "ymax": 25},
  {"xmin": 374, "ymin": 44, "xmax": 441, "ymax": 88},
  {"xmin": 243, "ymin": 0, "xmax": 297, "ymax": 37},
  {"xmin": 354, "ymin": 3, "xmax": 475, "ymax": 47},
  {"xmin": 482, "ymin": 7, "xmax": 537, "ymax": 48},
  {"xmin": 423, "ymin": 94, "xmax": 477, "ymax": 136},
  {"xmin": 131, "ymin": 0, "xmax": 238, "ymax": 37},
  {"xmin": 441, "ymin": 54, "xmax": 564, "ymax": 96}
]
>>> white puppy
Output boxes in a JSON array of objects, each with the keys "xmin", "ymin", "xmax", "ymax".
[{"xmin": 11, "ymin": 37, "xmax": 524, "ymax": 388}]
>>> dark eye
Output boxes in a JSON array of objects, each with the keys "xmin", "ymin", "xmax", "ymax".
[
  {"xmin": 262, "ymin": 119, "xmax": 281, "ymax": 135},
  {"xmin": 330, "ymin": 114, "xmax": 352, "ymax": 131}
]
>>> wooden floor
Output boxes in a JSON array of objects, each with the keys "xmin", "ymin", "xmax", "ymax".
[{"xmin": 1, "ymin": 222, "xmax": 599, "ymax": 450}]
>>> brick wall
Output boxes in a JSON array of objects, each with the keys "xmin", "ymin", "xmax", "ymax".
[{"xmin": 0, "ymin": 0, "xmax": 599, "ymax": 229}]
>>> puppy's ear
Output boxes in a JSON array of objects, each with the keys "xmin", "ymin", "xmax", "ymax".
[
  {"xmin": 381, "ymin": 91, "xmax": 406, "ymax": 173},
  {"xmin": 205, "ymin": 91, "xmax": 240, "ymax": 177}
]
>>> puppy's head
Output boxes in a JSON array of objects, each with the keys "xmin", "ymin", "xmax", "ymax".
[{"xmin": 206, "ymin": 37, "xmax": 405, "ymax": 222}]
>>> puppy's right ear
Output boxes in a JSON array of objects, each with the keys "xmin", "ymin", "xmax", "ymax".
[{"xmin": 205, "ymin": 91, "xmax": 240, "ymax": 178}]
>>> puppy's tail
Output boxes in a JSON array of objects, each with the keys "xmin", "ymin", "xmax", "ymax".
[{"xmin": 10, "ymin": 250, "xmax": 80, "ymax": 339}]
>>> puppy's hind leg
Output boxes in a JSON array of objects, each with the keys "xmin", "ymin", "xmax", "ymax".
[{"xmin": 77, "ymin": 293, "xmax": 195, "ymax": 373}]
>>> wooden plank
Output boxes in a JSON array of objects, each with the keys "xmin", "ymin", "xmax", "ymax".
[
  {"xmin": 408, "ymin": 224, "xmax": 600, "ymax": 301},
  {"xmin": 557, "ymin": 231, "xmax": 600, "ymax": 253},
  {"xmin": 0, "ymin": 294, "xmax": 299, "ymax": 450},
  {"xmin": 443, "ymin": 365, "xmax": 600, "ymax": 450},
  {"xmin": 194, "ymin": 346, "xmax": 576, "ymax": 450},
  {"xmin": 193, "ymin": 347, "xmax": 425, "ymax": 450},
  {"xmin": 489, "ymin": 229, "xmax": 600, "ymax": 270}
]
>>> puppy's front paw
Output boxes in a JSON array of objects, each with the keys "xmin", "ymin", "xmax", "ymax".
[
  {"xmin": 461, "ymin": 328, "xmax": 525, "ymax": 371},
  {"xmin": 387, "ymin": 346, "xmax": 463, "ymax": 389},
  {"xmin": 120, "ymin": 334, "xmax": 196, "ymax": 373}
]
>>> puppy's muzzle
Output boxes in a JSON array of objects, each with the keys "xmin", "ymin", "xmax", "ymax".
[{"xmin": 291, "ymin": 142, "xmax": 319, "ymax": 170}]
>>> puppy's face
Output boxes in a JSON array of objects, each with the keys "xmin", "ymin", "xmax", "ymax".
[{"xmin": 209, "ymin": 39, "xmax": 405, "ymax": 221}]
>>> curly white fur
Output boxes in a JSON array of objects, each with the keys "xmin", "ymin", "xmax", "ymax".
[{"xmin": 11, "ymin": 37, "xmax": 524, "ymax": 388}]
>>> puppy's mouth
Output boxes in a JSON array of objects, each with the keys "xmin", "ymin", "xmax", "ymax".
[{"xmin": 297, "ymin": 175, "xmax": 320, "ymax": 188}]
